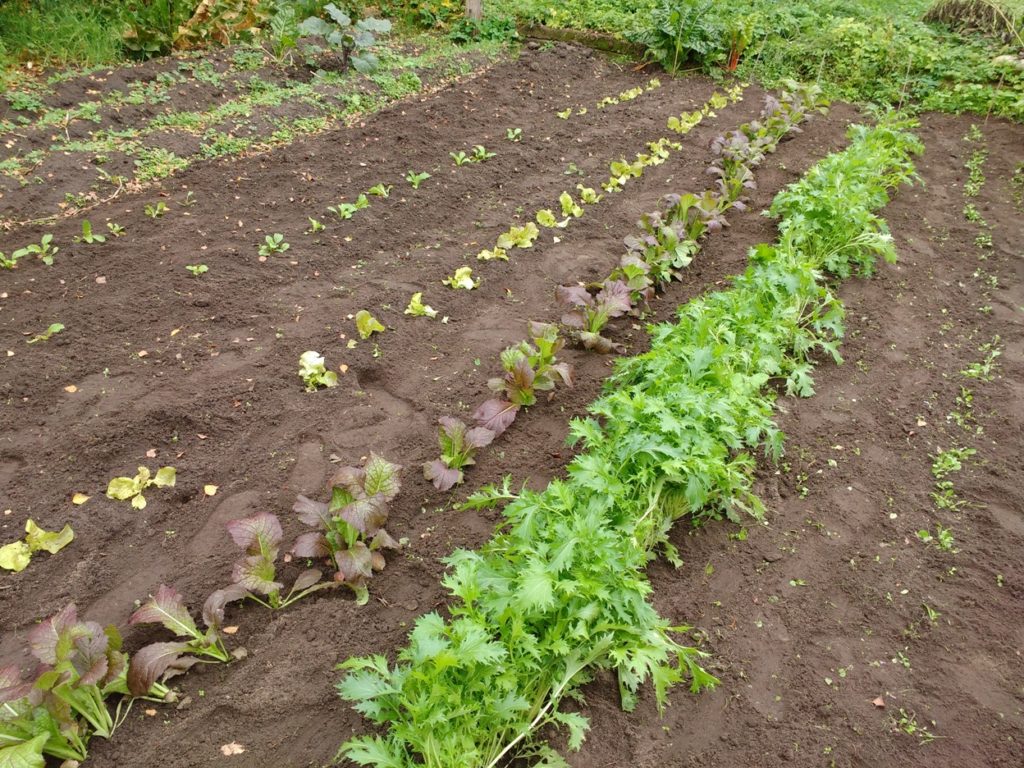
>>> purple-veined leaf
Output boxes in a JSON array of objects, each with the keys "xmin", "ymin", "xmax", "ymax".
[
  {"xmin": 291, "ymin": 531, "xmax": 331, "ymax": 558},
  {"xmin": 0, "ymin": 665, "xmax": 34, "ymax": 703},
  {"xmin": 330, "ymin": 465, "xmax": 366, "ymax": 499},
  {"xmin": 293, "ymin": 495, "xmax": 331, "ymax": 529},
  {"xmin": 201, "ymin": 584, "xmax": 248, "ymax": 631},
  {"xmin": 549, "ymin": 362, "xmax": 574, "ymax": 387},
  {"xmin": 555, "ymin": 284, "xmax": 593, "ymax": 308},
  {"xmin": 129, "ymin": 584, "xmax": 200, "ymax": 640},
  {"xmin": 595, "ymin": 280, "xmax": 632, "ymax": 317},
  {"xmin": 334, "ymin": 543, "xmax": 373, "ymax": 583},
  {"xmin": 362, "ymin": 453, "xmax": 401, "ymax": 501},
  {"xmin": 226, "ymin": 513, "xmax": 283, "ymax": 557},
  {"xmin": 464, "ymin": 426, "xmax": 496, "ymax": 451},
  {"xmin": 472, "ymin": 399, "xmax": 519, "ymax": 436},
  {"xmin": 437, "ymin": 415, "xmax": 466, "ymax": 441},
  {"xmin": 71, "ymin": 627, "xmax": 110, "ymax": 686},
  {"xmin": 527, "ymin": 320, "xmax": 558, "ymax": 339},
  {"xmin": 507, "ymin": 358, "xmax": 535, "ymax": 404},
  {"xmin": 560, "ymin": 310, "xmax": 587, "ymax": 330},
  {"xmin": 27, "ymin": 604, "xmax": 78, "ymax": 665},
  {"xmin": 291, "ymin": 569, "xmax": 324, "ymax": 593},
  {"xmin": 231, "ymin": 555, "xmax": 283, "ymax": 596},
  {"xmin": 338, "ymin": 497, "xmax": 388, "ymax": 536},
  {"xmin": 127, "ymin": 642, "xmax": 192, "ymax": 697},
  {"xmin": 423, "ymin": 459, "xmax": 462, "ymax": 491},
  {"xmin": 371, "ymin": 528, "xmax": 399, "ymax": 550}
]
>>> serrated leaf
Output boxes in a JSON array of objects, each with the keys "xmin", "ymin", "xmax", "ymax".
[
  {"xmin": 226, "ymin": 513, "xmax": 283, "ymax": 556},
  {"xmin": 338, "ymin": 497, "xmax": 387, "ymax": 536},
  {"xmin": 24, "ymin": 520, "xmax": 74, "ymax": 555},
  {"xmin": 130, "ymin": 584, "xmax": 200, "ymax": 639},
  {"xmin": 232, "ymin": 555, "xmax": 283, "ymax": 596},
  {"xmin": 362, "ymin": 453, "xmax": 401, "ymax": 500}
]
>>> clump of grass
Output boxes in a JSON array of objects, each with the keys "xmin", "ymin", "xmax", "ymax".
[
  {"xmin": 924, "ymin": 0, "xmax": 1024, "ymax": 46},
  {"xmin": 0, "ymin": 0, "xmax": 130, "ymax": 69}
]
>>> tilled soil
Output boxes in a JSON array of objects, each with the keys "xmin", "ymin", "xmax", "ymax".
[{"xmin": 1, "ymin": 41, "xmax": 1020, "ymax": 768}]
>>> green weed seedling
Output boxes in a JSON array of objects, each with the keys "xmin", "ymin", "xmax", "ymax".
[
  {"xmin": 185, "ymin": 264, "xmax": 208, "ymax": 277},
  {"xmin": 259, "ymin": 233, "xmax": 290, "ymax": 256},
  {"xmin": 961, "ymin": 336, "xmax": 1001, "ymax": 380},
  {"xmin": 144, "ymin": 201, "xmax": 169, "ymax": 218},
  {"xmin": 406, "ymin": 170, "xmax": 431, "ymax": 189},
  {"xmin": 74, "ymin": 220, "xmax": 105, "ymax": 244},
  {"xmin": 12, "ymin": 233, "xmax": 58, "ymax": 265},
  {"xmin": 916, "ymin": 524, "xmax": 957, "ymax": 553},
  {"xmin": 180, "ymin": 191, "xmax": 197, "ymax": 207}
]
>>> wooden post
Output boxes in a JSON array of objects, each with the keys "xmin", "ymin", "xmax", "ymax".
[{"xmin": 466, "ymin": 0, "xmax": 482, "ymax": 21}]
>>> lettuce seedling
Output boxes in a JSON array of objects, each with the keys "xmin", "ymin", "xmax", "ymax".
[
  {"xmin": 423, "ymin": 417, "xmax": 495, "ymax": 491},
  {"xmin": 105, "ymin": 466, "xmax": 176, "ymax": 510},
  {"xmin": 476, "ymin": 248, "xmax": 508, "ymax": 262},
  {"xmin": 406, "ymin": 171, "xmax": 431, "ymax": 189},
  {"xmin": 127, "ymin": 584, "xmax": 245, "ymax": 695},
  {"xmin": 471, "ymin": 145, "xmax": 495, "ymax": 162},
  {"xmin": 404, "ymin": 292, "xmax": 437, "ymax": 318},
  {"xmin": 559, "ymin": 191, "xmax": 583, "ymax": 218},
  {"xmin": 495, "ymin": 222, "xmax": 539, "ymax": 250},
  {"xmin": 329, "ymin": 201, "xmax": 359, "ymax": 219},
  {"xmin": 12, "ymin": 234, "xmax": 58, "ymax": 266},
  {"xmin": 144, "ymin": 202, "xmax": 168, "ymax": 218},
  {"xmin": 185, "ymin": 264, "xmax": 208, "ymax": 277},
  {"xmin": 556, "ymin": 280, "xmax": 633, "ymax": 353},
  {"xmin": 443, "ymin": 266, "xmax": 479, "ymax": 290},
  {"xmin": 259, "ymin": 233, "xmax": 289, "ymax": 255},
  {"xmin": 0, "ymin": 519, "xmax": 74, "ymax": 572},
  {"xmin": 576, "ymin": 184, "xmax": 603, "ymax": 204},
  {"xmin": 355, "ymin": 309, "xmax": 385, "ymax": 339},
  {"xmin": 450, "ymin": 150, "xmax": 470, "ymax": 166},
  {"xmin": 556, "ymin": 108, "xmax": 571, "ymax": 119},
  {"xmin": 306, "ymin": 217, "xmax": 325, "ymax": 233},
  {"xmin": 226, "ymin": 513, "xmax": 331, "ymax": 610},
  {"xmin": 536, "ymin": 209, "xmax": 568, "ymax": 228},
  {"xmin": 367, "ymin": 183, "xmax": 392, "ymax": 197},
  {"xmin": 291, "ymin": 453, "xmax": 402, "ymax": 604},
  {"xmin": 26, "ymin": 322, "xmax": 64, "ymax": 344},
  {"xmin": 506, "ymin": 127, "xmax": 522, "ymax": 142},
  {"xmin": 0, "ymin": 251, "xmax": 18, "ymax": 269},
  {"xmin": 668, "ymin": 109, "xmax": 703, "ymax": 134},
  {"xmin": 74, "ymin": 220, "xmax": 105, "ymax": 244},
  {"xmin": 299, "ymin": 351, "xmax": 339, "ymax": 391}
]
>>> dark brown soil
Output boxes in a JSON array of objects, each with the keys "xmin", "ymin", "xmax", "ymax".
[{"xmin": 1, "ymin": 41, "xmax": 1021, "ymax": 768}]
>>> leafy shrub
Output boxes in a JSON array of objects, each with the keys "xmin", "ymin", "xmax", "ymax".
[{"xmin": 299, "ymin": 2, "xmax": 392, "ymax": 73}]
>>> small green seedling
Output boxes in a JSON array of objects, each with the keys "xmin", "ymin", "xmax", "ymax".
[
  {"xmin": 106, "ymin": 466, "xmax": 177, "ymax": 510},
  {"xmin": 367, "ymin": 183, "xmax": 392, "ymax": 198},
  {"xmin": 259, "ymin": 233, "xmax": 290, "ymax": 256},
  {"xmin": 0, "ymin": 251, "xmax": 17, "ymax": 269},
  {"xmin": 27, "ymin": 322, "xmax": 64, "ymax": 344},
  {"xmin": 450, "ymin": 151, "xmax": 470, "ymax": 166},
  {"xmin": 107, "ymin": 222, "xmax": 126, "ymax": 237},
  {"xmin": 476, "ymin": 247, "xmax": 508, "ymax": 261},
  {"xmin": 471, "ymin": 145, "xmax": 495, "ymax": 162},
  {"xmin": 556, "ymin": 108, "xmax": 571, "ymax": 119},
  {"xmin": 496, "ymin": 222, "xmax": 539, "ymax": 250},
  {"xmin": 12, "ymin": 234, "xmax": 58, "ymax": 265},
  {"xmin": 185, "ymin": 264, "xmax": 208, "ymax": 277},
  {"xmin": 406, "ymin": 171, "xmax": 430, "ymax": 189},
  {"xmin": 355, "ymin": 310, "xmax": 385, "ymax": 339},
  {"xmin": 917, "ymin": 524, "xmax": 957, "ymax": 553},
  {"xmin": 506, "ymin": 127, "xmax": 522, "ymax": 142},
  {"xmin": 404, "ymin": 292, "xmax": 437, "ymax": 318},
  {"xmin": 180, "ymin": 191, "xmax": 197, "ymax": 206},
  {"xmin": 306, "ymin": 217, "xmax": 325, "ymax": 233},
  {"xmin": 329, "ymin": 202, "xmax": 359, "ymax": 219},
  {"xmin": 442, "ymin": 266, "xmax": 479, "ymax": 290},
  {"xmin": 536, "ymin": 209, "xmax": 568, "ymax": 228},
  {"xmin": 576, "ymin": 184, "xmax": 602, "ymax": 204},
  {"xmin": 75, "ymin": 220, "xmax": 106, "ymax": 244},
  {"xmin": 559, "ymin": 192, "xmax": 583, "ymax": 218},
  {"xmin": 299, "ymin": 351, "xmax": 338, "ymax": 391},
  {"xmin": 0, "ymin": 519, "xmax": 75, "ymax": 572},
  {"xmin": 145, "ymin": 201, "xmax": 169, "ymax": 218}
]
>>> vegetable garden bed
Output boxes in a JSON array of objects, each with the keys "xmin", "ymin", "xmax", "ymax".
[{"xmin": 1, "ymin": 39, "xmax": 1022, "ymax": 768}]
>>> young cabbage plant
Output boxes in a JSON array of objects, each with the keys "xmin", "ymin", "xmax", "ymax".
[
  {"xmin": 226, "ymin": 513, "xmax": 332, "ymax": 610},
  {"xmin": 506, "ymin": 127, "xmax": 522, "ymax": 142},
  {"xmin": 0, "ymin": 519, "xmax": 74, "ymax": 573},
  {"xmin": 185, "ymin": 264, "xmax": 208, "ymax": 277},
  {"xmin": 298, "ymin": 4, "xmax": 392, "ymax": 73},
  {"xmin": 626, "ymin": 210, "xmax": 699, "ymax": 286},
  {"xmin": 404, "ymin": 292, "xmax": 437, "ymax": 318},
  {"xmin": 127, "ymin": 584, "xmax": 246, "ymax": 696},
  {"xmin": 291, "ymin": 453, "xmax": 402, "ymax": 605},
  {"xmin": 306, "ymin": 217, "xmax": 325, "ymax": 233},
  {"xmin": 423, "ymin": 417, "xmax": 495, "ymax": 491},
  {"xmin": 298, "ymin": 351, "xmax": 338, "ymax": 391},
  {"xmin": 355, "ymin": 309, "xmax": 385, "ymax": 339},
  {"xmin": 556, "ymin": 280, "xmax": 633, "ymax": 353},
  {"xmin": 576, "ymin": 184, "xmax": 603, "ymax": 204},
  {"xmin": 105, "ymin": 466, "xmax": 176, "ymax": 510},
  {"xmin": 495, "ymin": 222, "xmax": 539, "ymax": 250}
]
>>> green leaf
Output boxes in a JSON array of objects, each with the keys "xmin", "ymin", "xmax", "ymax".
[
  {"xmin": 106, "ymin": 476, "xmax": 140, "ymax": 500},
  {"xmin": 153, "ymin": 466, "xmax": 176, "ymax": 488},
  {"xmin": 0, "ymin": 541, "xmax": 31, "ymax": 572},
  {"xmin": 24, "ymin": 520, "xmax": 74, "ymax": 555},
  {"xmin": 355, "ymin": 310, "xmax": 386, "ymax": 339},
  {"xmin": 0, "ymin": 733, "xmax": 47, "ymax": 768},
  {"xmin": 404, "ymin": 292, "xmax": 437, "ymax": 318}
]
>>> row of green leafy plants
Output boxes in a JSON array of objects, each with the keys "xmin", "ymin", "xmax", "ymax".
[
  {"xmin": 335, "ymin": 110, "xmax": 924, "ymax": 768},
  {"xmin": 0, "ymin": 449, "xmax": 407, "ymax": 765},
  {"xmin": 423, "ymin": 80, "xmax": 826, "ymax": 492}
]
